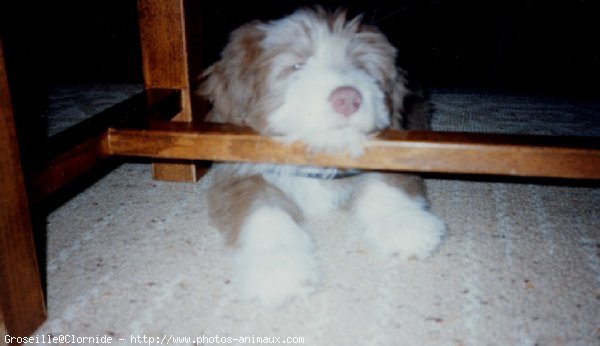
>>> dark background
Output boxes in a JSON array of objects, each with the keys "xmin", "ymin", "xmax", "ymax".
[{"xmin": 1, "ymin": 0, "xmax": 599, "ymax": 97}]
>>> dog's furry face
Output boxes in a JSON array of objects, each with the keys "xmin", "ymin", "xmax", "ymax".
[{"xmin": 201, "ymin": 8, "xmax": 409, "ymax": 153}]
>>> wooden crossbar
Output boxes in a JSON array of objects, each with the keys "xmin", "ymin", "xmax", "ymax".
[
  {"xmin": 107, "ymin": 122, "xmax": 600, "ymax": 180},
  {"xmin": 31, "ymin": 88, "xmax": 600, "ymax": 204},
  {"xmin": 29, "ymin": 89, "xmax": 180, "ymax": 203}
]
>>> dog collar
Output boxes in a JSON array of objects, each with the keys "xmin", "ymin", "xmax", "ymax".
[
  {"xmin": 293, "ymin": 168, "xmax": 363, "ymax": 180},
  {"xmin": 264, "ymin": 166, "xmax": 363, "ymax": 180}
]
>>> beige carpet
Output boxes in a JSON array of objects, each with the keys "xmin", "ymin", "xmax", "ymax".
[{"xmin": 33, "ymin": 90, "xmax": 599, "ymax": 345}]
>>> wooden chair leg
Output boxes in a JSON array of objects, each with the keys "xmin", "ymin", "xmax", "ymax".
[
  {"xmin": 138, "ymin": 0, "xmax": 204, "ymax": 182},
  {"xmin": 0, "ymin": 39, "xmax": 46, "ymax": 338}
]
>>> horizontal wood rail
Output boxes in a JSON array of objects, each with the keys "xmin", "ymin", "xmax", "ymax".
[
  {"xmin": 29, "ymin": 89, "xmax": 181, "ymax": 203},
  {"xmin": 107, "ymin": 122, "xmax": 600, "ymax": 180},
  {"xmin": 30, "ymin": 88, "xmax": 600, "ymax": 204}
]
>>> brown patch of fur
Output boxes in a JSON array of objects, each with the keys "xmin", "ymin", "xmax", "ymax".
[
  {"xmin": 207, "ymin": 173, "xmax": 303, "ymax": 245},
  {"xmin": 199, "ymin": 23, "xmax": 271, "ymax": 129}
]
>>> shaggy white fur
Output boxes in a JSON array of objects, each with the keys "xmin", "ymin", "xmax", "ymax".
[
  {"xmin": 353, "ymin": 175, "xmax": 446, "ymax": 259},
  {"xmin": 234, "ymin": 206, "xmax": 319, "ymax": 307},
  {"xmin": 201, "ymin": 7, "xmax": 445, "ymax": 307}
]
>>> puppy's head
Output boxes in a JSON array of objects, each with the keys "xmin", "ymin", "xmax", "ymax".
[{"xmin": 200, "ymin": 7, "xmax": 409, "ymax": 153}]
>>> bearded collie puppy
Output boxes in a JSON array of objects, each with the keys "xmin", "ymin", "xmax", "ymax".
[{"xmin": 200, "ymin": 7, "xmax": 445, "ymax": 307}]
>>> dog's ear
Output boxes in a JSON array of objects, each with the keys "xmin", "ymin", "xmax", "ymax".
[
  {"xmin": 199, "ymin": 22, "xmax": 266, "ymax": 125},
  {"xmin": 350, "ymin": 23, "xmax": 411, "ymax": 130},
  {"xmin": 387, "ymin": 70, "xmax": 410, "ymax": 129}
]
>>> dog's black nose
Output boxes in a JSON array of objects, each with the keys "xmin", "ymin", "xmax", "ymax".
[{"xmin": 329, "ymin": 86, "xmax": 362, "ymax": 116}]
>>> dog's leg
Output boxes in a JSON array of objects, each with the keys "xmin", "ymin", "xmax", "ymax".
[
  {"xmin": 352, "ymin": 173, "xmax": 445, "ymax": 259},
  {"xmin": 208, "ymin": 174, "xmax": 319, "ymax": 307}
]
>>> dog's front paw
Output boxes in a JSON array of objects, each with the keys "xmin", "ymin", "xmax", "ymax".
[
  {"xmin": 354, "ymin": 179, "xmax": 445, "ymax": 260},
  {"xmin": 233, "ymin": 207, "xmax": 319, "ymax": 307},
  {"xmin": 235, "ymin": 248, "xmax": 319, "ymax": 307},
  {"xmin": 362, "ymin": 208, "xmax": 445, "ymax": 259}
]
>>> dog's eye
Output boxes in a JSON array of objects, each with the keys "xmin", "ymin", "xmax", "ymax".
[{"xmin": 276, "ymin": 61, "xmax": 306, "ymax": 80}]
